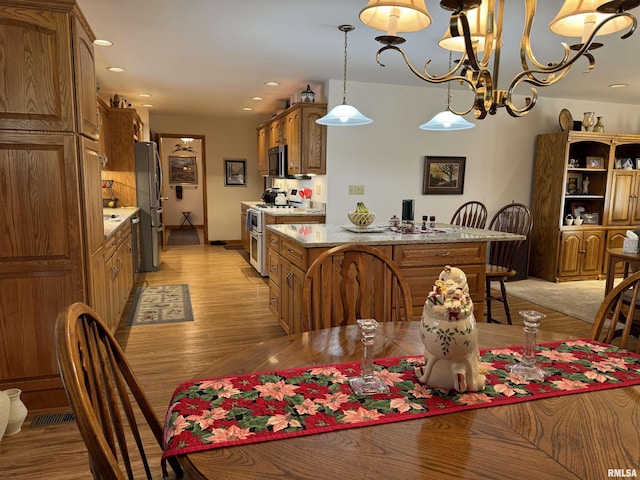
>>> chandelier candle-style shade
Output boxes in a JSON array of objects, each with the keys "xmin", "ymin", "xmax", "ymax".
[
  {"xmin": 359, "ymin": 0, "xmax": 639, "ymax": 119},
  {"xmin": 316, "ymin": 25, "xmax": 373, "ymax": 126}
]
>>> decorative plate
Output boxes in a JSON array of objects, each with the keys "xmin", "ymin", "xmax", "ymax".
[
  {"xmin": 559, "ymin": 109, "xmax": 573, "ymax": 131},
  {"xmin": 341, "ymin": 225, "xmax": 388, "ymax": 233}
]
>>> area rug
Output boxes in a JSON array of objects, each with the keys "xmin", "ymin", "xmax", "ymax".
[
  {"xmin": 500, "ymin": 278, "xmax": 611, "ymax": 324},
  {"xmin": 128, "ymin": 284, "xmax": 194, "ymax": 326},
  {"xmin": 168, "ymin": 228, "xmax": 200, "ymax": 246},
  {"xmin": 162, "ymin": 339, "xmax": 640, "ymax": 459}
]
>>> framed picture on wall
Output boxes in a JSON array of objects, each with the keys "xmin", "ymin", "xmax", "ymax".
[
  {"xmin": 422, "ymin": 156, "xmax": 466, "ymax": 194},
  {"xmin": 224, "ymin": 159, "xmax": 246, "ymax": 186},
  {"xmin": 169, "ymin": 156, "xmax": 197, "ymax": 184}
]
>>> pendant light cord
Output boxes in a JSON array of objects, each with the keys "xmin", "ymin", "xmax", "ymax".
[
  {"xmin": 445, "ymin": 51, "xmax": 452, "ymax": 111},
  {"xmin": 339, "ymin": 25, "xmax": 354, "ymax": 106}
]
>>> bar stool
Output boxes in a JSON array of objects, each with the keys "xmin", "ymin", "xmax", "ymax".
[{"xmin": 179, "ymin": 211, "xmax": 197, "ymax": 232}]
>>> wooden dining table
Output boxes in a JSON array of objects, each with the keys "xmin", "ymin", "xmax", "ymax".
[{"xmin": 177, "ymin": 322, "xmax": 640, "ymax": 480}]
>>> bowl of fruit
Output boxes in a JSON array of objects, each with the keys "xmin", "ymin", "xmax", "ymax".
[{"xmin": 348, "ymin": 202, "xmax": 376, "ymax": 228}]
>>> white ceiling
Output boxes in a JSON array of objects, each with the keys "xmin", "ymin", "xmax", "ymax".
[{"xmin": 77, "ymin": 0, "xmax": 640, "ymax": 121}]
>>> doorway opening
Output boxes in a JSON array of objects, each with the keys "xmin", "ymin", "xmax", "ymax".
[{"xmin": 155, "ymin": 134, "xmax": 208, "ymax": 248}]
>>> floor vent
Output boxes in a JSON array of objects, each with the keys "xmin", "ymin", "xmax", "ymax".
[{"xmin": 30, "ymin": 412, "xmax": 76, "ymax": 428}]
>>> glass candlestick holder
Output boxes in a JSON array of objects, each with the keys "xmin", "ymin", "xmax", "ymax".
[
  {"xmin": 510, "ymin": 310, "xmax": 548, "ymax": 381},
  {"xmin": 349, "ymin": 319, "xmax": 390, "ymax": 395}
]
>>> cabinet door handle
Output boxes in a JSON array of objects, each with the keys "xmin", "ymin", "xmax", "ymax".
[
  {"xmin": 433, "ymin": 252, "xmax": 451, "ymax": 257},
  {"xmin": 287, "ymin": 249, "xmax": 294, "ymax": 254}
]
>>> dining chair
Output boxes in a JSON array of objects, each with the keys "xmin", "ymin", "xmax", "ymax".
[
  {"xmin": 591, "ymin": 271, "xmax": 640, "ymax": 353},
  {"xmin": 302, "ymin": 244, "xmax": 414, "ymax": 331},
  {"xmin": 55, "ymin": 302, "xmax": 183, "ymax": 480},
  {"xmin": 450, "ymin": 201, "xmax": 488, "ymax": 229},
  {"xmin": 485, "ymin": 203, "xmax": 533, "ymax": 324}
]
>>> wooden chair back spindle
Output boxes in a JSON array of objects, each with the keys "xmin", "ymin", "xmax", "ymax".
[{"xmin": 56, "ymin": 302, "xmax": 183, "ymax": 480}]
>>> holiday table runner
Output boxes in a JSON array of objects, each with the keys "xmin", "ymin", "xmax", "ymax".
[{"xmin": 162, "ymin": 339, "xmax": 640, "ymax": 460}]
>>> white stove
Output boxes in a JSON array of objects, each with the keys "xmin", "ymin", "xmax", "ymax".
[{"xmin": 253, "ymin": 203, "xmax": 298, "ymax": 212}]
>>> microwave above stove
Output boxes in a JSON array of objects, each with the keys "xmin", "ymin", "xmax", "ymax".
[{"xmin": 268, "ymin": 145, "xmax": 287, "ymax": 178}]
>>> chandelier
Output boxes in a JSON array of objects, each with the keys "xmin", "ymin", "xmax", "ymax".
[{"xmin": 359, "ymin": 0, "xmax": 639, "ymax": 118}]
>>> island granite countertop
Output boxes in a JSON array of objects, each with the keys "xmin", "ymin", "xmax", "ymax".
[{"xmin": 267, "ymin": 223, "xmax": 524, "ymax": 248}]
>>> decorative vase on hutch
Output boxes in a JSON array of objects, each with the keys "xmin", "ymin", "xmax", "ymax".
[
  {"xmin": 0, "ymin": 390, "xmax": 9, "ymax": 442},
  {"xmin": 4, "ymin": 388, "xmax": 28, "ymax": 436},
  {"xmin": 582, "ymin": 112, "xmax": 595, "ymax": 131},
  {"xmin": 593, "ymin": 116, "xmax": 604, "ymax": 133}
]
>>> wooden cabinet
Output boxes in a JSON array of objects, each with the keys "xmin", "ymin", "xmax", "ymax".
[
  {"xmin": 558, "ymin": 230, "xmax": 605, "ymax": 278},
  {"xmin": 257, "ymin": 128, "xmax": 268, "ymax": 175},
  {"xmin": 530, "ymin": 131, "xmax": 640, "ymax": 282},
  {"xmin": 103, "ymin": 222, "xmax": 133, "ymax": 331},
  {"xmin": 0, "ymin": 6, "xmax": 74, "ymax": 132},
  {"xmin": 393, "ymin": 243, "xmax": 486, "ymax": 320},
  {"xmin": 72, "ymin": 12, "xmax": 99, "ymax": 140},
  {"xmin": 267, "ymin": 230, "xmax": 488, "ymax": 333},
  {"xmin": 607, "ymin": 170, "xmax": 640, "ymax": 225},
  {"xmin": 256, "ymin": 103, "xmax": 327, "ymax": 176},
  {"xmin": 0, "ymin": 1, "xmax": 107, "ymax": 409},
  {"xmin": 80, "ymin": 136, "xmax": 104, "ymax": 255},
  {"xmin": 97, "ymin": 97, "xmax": 111, "ymax": 160},
  {"xmin": 102, "ymin": 107, "xmax": 143, "ymax": 207}
]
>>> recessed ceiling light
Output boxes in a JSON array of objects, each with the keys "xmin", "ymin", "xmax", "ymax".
[
  {"xmin": 137, "ymin": 93, "xmax": 152, "ymax": 97},
  {"xmin": 141, "ymin": 104, "xmax": 154, "ymax": 107},
  {"xmin": 608, "ymin": 83, "xmax": 628, "ymax": 89},
  {"xmin": 265, "ymin": 81, "xmax": 280, "ymax": 87},
  {"xmin": 251, "ymin": 96, "xmax": 264, "ymax": 101},
  {"xmin": 94, "ymin": 39, "xmax": 113, "ymax": 47},
  {"xmin": 242, "ymin": 107, "xmax": 254, "ymax": 111},
  {"xmin": 107, "ymin": 66, "xmax": 125, "ymax": 73}
]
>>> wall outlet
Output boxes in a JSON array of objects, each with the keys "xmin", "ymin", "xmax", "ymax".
[
  {"xmin": 315, "ymin": 183, "xmax": 321, "ymax": 196},
  {"xmin": 348, "ymin": 184, "xmax": 365, "ymax": 195}
]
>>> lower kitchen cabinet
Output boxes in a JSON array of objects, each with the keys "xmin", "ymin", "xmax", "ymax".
[
  {"xmin": 267, "ymin": 231, "xmax": 487, "ymax": 333},
  {"xmin": 102, "ymin": 221, "xmax": 134, "ymax": 330},
  {"xmin": 558, "ymin": 230, "xmax": 605, "ymax": 279}
]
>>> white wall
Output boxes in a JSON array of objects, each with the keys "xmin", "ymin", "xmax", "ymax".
[
  {"xmin": 148, "ymin": 82, "xmax": 640, "ymax": 240},
  {"xmin": 323, "ymin": 79, "xmax": 640, "ymax": 226},
  {"xmin": 149, "ymin": 114, "xmax": 266, "ymax": 241}
]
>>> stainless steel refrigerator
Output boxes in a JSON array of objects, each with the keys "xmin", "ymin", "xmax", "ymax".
[{"xmin": 135, "ymin": 141, "xmax": 163, "ymax": 271}]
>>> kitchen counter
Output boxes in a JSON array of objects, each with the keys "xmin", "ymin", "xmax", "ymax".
[
  {"xmin": 266, "ymin": 223, "xmax": 524, "ymax": 248},
  {"xmin": 103, "ymin": 206, "xmax": 139, "ymax": 238},
  {"xmin": 241, "ymin": 200, "xmax": 325, "ymax": 217},
  {"xmin": 266, "ymin": 223, "xmax": 525, "ymax": 334}
]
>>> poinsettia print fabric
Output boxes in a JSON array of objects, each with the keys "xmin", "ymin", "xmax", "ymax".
[{"xmin": 162, "ymin": 339, "xmax": 640, "ymax": 459}]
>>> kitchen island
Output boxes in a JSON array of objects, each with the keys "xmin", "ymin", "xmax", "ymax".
[{"xmin": 266, "ymin": 223, "xmax": 525, "ymax": 334}]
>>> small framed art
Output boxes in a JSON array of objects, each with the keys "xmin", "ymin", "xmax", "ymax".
[
  {"xmin": 422, "ymin": 156, "xmax": 466, "ymax": 195},
  {"xmin": 224, "ymin": 159, "xmax": 246, "ymax": 186},
  {"xmin": 585, "ymin": 156, "xmax": 604, "ymax": 169},
  {"xmin": 169, "ymin": 156, "xmax": 198, "ymax": 184}
]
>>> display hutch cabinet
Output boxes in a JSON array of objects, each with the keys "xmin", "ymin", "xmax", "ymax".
[
  {"xmin": 0, "ymin": 0, "xmax": 104, "ymax": 409},
  {"xmin": 529, "ymin": 131, "xmax": 640, "ymax": 282},
  {"xmin": 256, "ymin": 103, "xmax": 327, "ymax": 176}
]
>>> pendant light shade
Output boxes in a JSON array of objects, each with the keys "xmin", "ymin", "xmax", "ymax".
[
  {"xmin": 316, "ymin": 24, "xmax": 373, "ymax": 127},
  {"xmin": 419, "ymin": 51, "xmax": 475, "ymax": 132},
  {"xmin": 419, "ymin": 110, "xmax": 475, "ymax": 131},
  {"xmin": 316, "ymin": 104, "xmax": 373, "ymax": 126}
]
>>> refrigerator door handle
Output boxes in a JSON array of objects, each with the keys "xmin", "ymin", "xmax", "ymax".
[{"xmin": 157, "ymin": 224, "xmax": 165, "ymax": 232}]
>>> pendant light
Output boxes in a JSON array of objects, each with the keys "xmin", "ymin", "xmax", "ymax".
[
  {"xmin": 419, "ymin": 51, "xmax": 475, "ymax": 131},
  {"xmin": 316, "ymin": 25, "xmax": 373, "ymax": 126}
]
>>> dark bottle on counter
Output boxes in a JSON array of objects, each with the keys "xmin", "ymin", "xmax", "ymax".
[{"xmin": 422, "ymin": 215, "xmax": 428, "ymax": 230}]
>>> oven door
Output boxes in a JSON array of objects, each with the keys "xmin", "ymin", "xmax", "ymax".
[
  {"xmin": 249, "ymin": 231, "xmax": 266, "ymax": 276},
  {"xmin": 248, "ymin": 208, "xmax": 262, "ymax": 234}
]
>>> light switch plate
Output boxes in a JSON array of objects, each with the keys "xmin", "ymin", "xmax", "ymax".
[{"xmin": 349, "ymin": 185, "xmax": 365, "ymax": 195}]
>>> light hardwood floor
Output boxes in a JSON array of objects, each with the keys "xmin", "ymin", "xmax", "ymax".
[{"xmin": 0, "ymin": 240, "xmax": 600, "ymax": 479}]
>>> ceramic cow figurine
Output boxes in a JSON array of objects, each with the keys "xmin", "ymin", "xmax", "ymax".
[{"xmin": 414, "ymin": 265, "xmax": 487, "ymax": 392}]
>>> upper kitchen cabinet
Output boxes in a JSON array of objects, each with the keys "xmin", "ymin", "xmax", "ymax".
[
  {"xmin": 72, "ymin": 11, "xmax": 99, "ymax": 139},
  {"xmin": 0, "ymin": 4, "xmax": 75, "ymax": 132},
  {"xmin": 256, "ymin": 103, "xmax": 327, "ymax": 176},
  {"xmin": 106, "ymin": 107, "xmax": 143, "ymax": 171}
]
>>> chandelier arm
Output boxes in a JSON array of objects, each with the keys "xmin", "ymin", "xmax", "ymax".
[
  {"xmin": 449, "ymin": 12, "xmax": 481, "ymax": 72},
  {"xmin": 521, "ymin": 11, "xmax": 635, "ymax": 78},
  {"xmin": 504, "ymin": 87, "xmax": 538, "ymax": 118}
]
